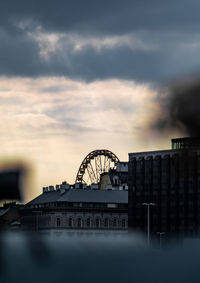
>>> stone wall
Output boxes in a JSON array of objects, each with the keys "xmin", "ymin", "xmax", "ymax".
[{"xmin": 26, "ymin": 211, "xmax": 128, "ymax": 230}]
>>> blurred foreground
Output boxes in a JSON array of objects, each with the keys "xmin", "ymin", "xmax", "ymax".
[{"xmin": 0, "ymin": 231, "xmax": 200, "ymax": 283}]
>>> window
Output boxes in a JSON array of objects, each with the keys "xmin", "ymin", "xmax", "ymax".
[
  {"xmin": 113, "ymin": 218, "xmax": 117, "ymax": 227},
  {"xmin": 77, "ymin": 218, "xmax": 82, "ymax": 228},
  {"xmin": 95, "ymin": 218, "xmax": 100, "ymax": 228},
  {"xmin": 69, "ymin": 217, "xmax": 73, "ymax": 227},
  {"xmin": 122, "ymin": 219, "xmax": 126, "ymax": 228},
  {"xmin": 86, "ymin": 218, "xmax": 91, "ymax": 228},
  {"xmin": 104, "ymin": 218, "xmax": 109, "ymax": 228},
  {"xmin": 107, "ymin": 203, "xmax": 117, "ymax": 208},
  {"xmin": 113, "ymin": 177, "xmax": 119, "ymax": 185},
  {"xmin": 57, "ymin": 217, "xmax": 60, "ymax": 227},
  {"xmin": 73, "ymin": 203, "xmax": 80, "ymax": 208}
]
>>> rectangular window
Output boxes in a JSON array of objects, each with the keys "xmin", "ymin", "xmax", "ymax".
[
  {"xmin": 107, "ymin": 203, "xmax": 117, "ymax": 208},
  {"xmin": 57, "ymin": 217, "xmax": 60, "ymax": 227}
]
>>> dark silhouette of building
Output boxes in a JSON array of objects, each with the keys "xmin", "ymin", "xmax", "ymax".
[{"xmin": 128, "ymin": 137, "xmax": 200, "ymax": 241}]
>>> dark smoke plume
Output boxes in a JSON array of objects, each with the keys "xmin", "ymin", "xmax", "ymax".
[{"xmin": 152, "ymin": 79, "xmax": 200, "ymax": 137}]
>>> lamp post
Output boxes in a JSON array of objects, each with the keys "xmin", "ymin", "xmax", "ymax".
[
  {"xmin": 32, "ymin": 211, "xmax": 42, "ymax": 232},
  {"xmin": 157, "ymin": 232, "xmax": 165, "ymax": 249},
  {"xmin": 142, "ymin": 202, "xmax": 156, "ymax": 246}
]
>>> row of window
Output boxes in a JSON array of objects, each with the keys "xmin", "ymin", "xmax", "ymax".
[
  {"xmin": 56, "ymin": 217, "xmax": 127, "ymax": 228},
  {"xmin": 29, "ymin": 202, "xmax": 127, "ymax": 209}
]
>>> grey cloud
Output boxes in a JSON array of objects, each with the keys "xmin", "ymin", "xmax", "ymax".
[
  {"xmin": 0, "ymin": 29, "xmax": 44, "ymax": 77},
  {"xmin": 1, "ymin": 1, "xmax": 200, "ymax": 82},
  {"xmin": 41, "ymin": 85, "xmax": 78, "ymax": 93},
  {"xmin": 62, "ymin": 122, "xmax": 104, "ymax": 134},
  {"xmin": 1, "ymin": 0, "xmax": 200, "ymax": 35}
]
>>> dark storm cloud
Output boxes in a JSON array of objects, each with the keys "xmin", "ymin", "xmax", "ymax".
[
  {"xmin": 150, "ymin": 79, "xmax": 200, "ymax": 137},
  {"xmin": 1, "ymin": 0, "xmax": 200, "ymax": 35},
  {"xmin": 1, "ymin": 0, "xmax": 200, "ymax": 81},
  {"xmin": 0, "ymin": 29, "xmax": 43, "ymax": 76}
]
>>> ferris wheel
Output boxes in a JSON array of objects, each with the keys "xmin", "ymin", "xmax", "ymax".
[{"xmin": 75, "ymin": 149, "xmax": 120, "ymax": 185}]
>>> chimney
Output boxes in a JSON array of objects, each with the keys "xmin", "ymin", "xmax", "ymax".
[
  {"xmin": 60, "ymin": 181, "xmax": 69, "ymax": 194},
  {"xmin": 75, "ymin": 183, "xmax": 80, "ymax": 189},
  {"xmin": 91, "ymin": 184, "xmax": 98, "ymax": 190},
  {"xmin": 61, "ymin": 182, "xmax": 69, "ymax": 190},
  {"xmin": 43, "ymin": 187, "xmax": 48, "ymax": 193},
  {"xmin": 49, "ymin": 185, "xmax": 54, "ymax": 192}
]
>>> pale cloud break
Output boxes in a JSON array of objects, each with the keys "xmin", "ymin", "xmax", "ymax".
[{"xmin": 0, "ymin": 77, "xmax": 168, "ymax": 201}]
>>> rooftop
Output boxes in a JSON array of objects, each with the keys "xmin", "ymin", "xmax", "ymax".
[{"xmin": 27, "ymin": 189, "xmax": 128, "ymax": 205}]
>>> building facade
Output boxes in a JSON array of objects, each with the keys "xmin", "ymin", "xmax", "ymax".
[
  {"xmin": 22, "ymin": 184, "xmax": 128, "ymax": 231},
  {"xmin": 128, "ymin": 137, "xmax": 200, "ymax": 240}
]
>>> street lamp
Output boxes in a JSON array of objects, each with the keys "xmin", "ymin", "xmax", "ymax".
[
  {"xmin": 142, "ymin": 202, "xmax": 156, "ymax": 246},
  {"xmin": 157, "ymin": 232, "xmax": 165, "ymax": 249}
]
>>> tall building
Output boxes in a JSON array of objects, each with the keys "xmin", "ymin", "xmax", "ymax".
[{"xmin": 128, "ymin": 137, "xmax": 200, "ymax": 240}]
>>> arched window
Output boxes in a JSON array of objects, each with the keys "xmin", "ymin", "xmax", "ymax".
[
  {"xmin": 57, "ymin": 217, "xmax": 60, "ymax": 227},
  {"xmin": 104, "ymin": 218, "xmax": 109, "ymax": 228},
  {"xmin": 77, "ymin": 217, "xmax": 82, "ymax": 228},
  {"xmin": 86, "ymin": 217, "xmax": 91, "ymax": 228},
  {"xmin": 113, "ymin": 218, "xmax": 117, "ymax": 228},
  {"xmin": 95, "ymin": 218, "xmax": 100, "ymax": 228},
  {"xmin": 122, "ymin": 219, "xmax": 126, "ymax": 228},
  {"xmin": 68, "ymin": 217, "xmax": 73, "ymax": 227}
]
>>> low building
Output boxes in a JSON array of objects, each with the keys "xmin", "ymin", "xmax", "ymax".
[{"xmin": 21, "ymin": 183, "xmax": 128, "ymax": 231}]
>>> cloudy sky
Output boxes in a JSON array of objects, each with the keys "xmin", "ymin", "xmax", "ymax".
[{"xmin": 1, "ymin": 0, "xmax": 200, "ymax": 201}]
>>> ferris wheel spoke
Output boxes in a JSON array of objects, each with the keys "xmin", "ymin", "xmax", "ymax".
[
  {"xmin": 87, "ymin": 162, "xmax": 96, "ymax": 184},
  {"xmin": 90, "ymin": 161, "xmax": 98, "ymax": 183},
  {"xmin": 86, "ymin": 175, "xmax": 90, "ymax": 184},
  {"xmin": 105, "ymin": 158, "xmax": 111, "ymax": 172},
  {"xmin": 104, "ymin": 158, "xmax": 108, "ymax": 171},
  {"xmin": 95, "ymin": 155, "xmax": 101, "ymax": 182},
  {"xmin": 95, "ymin": 157, "xmax": 98, "ymax": 182},
  {"xmin": 103, "ymin": 155, "xmax": 107, "ymax": 173},
  {"xmin": 108, "ymin": 159, "xmax": 111, "ymax": 171},
  {"xmin": 100, "ymin": 155, "xmax": 103, "ymax": 174}
]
